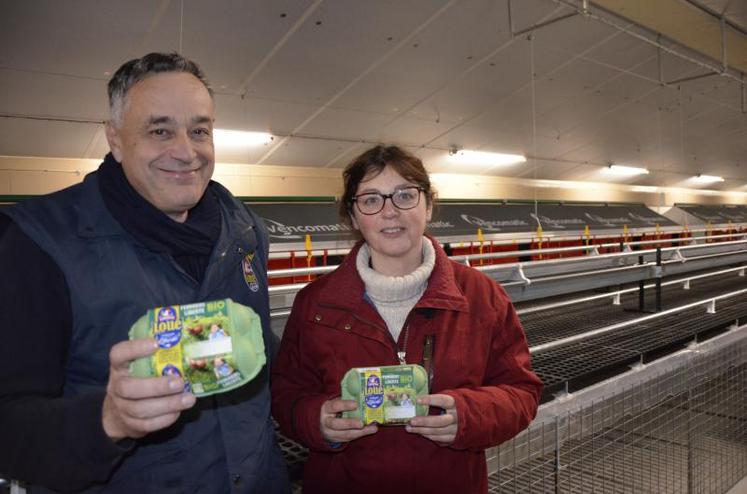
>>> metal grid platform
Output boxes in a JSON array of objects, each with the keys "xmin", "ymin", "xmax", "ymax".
[
  {"xmin": 519, "ymin": 268, "xmax": 747, "ymax": 347},
  {"xmin": 524, "ymin": 271, "xmax": 747, "ymax": 400},
  {"xmin": 274, "ymin": 424, "xmax": 306, "ymax": 493}
]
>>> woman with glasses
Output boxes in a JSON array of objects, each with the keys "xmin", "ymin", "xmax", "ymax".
[{"xmin": 271, "ymin": 145, "xmax": 542, "ymax": 494}]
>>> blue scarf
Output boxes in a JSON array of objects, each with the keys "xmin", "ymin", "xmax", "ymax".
[{"xmin": 97, "ymin": 153, "xmax": 221, "ymax": 282}]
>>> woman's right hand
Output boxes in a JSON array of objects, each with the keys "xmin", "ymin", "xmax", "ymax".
[{"xmin": 320, "ymin": 398, "xmax": 378, "ymax": 444}]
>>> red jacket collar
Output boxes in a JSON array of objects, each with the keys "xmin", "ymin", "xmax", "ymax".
[{"xmin": 316, "ymin": 235, "xmax": 470, "ymax": 313}]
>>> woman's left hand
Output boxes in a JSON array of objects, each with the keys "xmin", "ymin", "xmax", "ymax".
[{"xmin": 405, "ymin": 394, "xmax": 458, "ymax": 445}]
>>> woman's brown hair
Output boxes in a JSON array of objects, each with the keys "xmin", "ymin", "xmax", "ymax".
[{"xmin": 338, "ymin": 145, "xmax": 436, "ymax": 227}]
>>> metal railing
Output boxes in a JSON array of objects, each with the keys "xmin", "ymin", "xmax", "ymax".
[
  {"xmin": 516, "ymin": 264, "xmax": 747, "ymax": 316},
  {"xmin": 267, "ymin": 239, "xmax": 747, "ymax": 337},
  {"xmin": 265, "ymin": 225, "xmax": 747, "ymax": 258},
  {"xmin": 530, "ymin": 287, "xmax": 747, "ymax": 353},
  {"xmin": 267, "ymin": 235, "xmax": 747, "ymax": 281}
]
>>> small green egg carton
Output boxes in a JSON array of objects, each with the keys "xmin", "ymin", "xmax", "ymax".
[
  {"xmin": 341, "ymin": 364, "xmax": 429, "ymax": 425},
  {"xmin": 129, "ymin": 298, "xmax": 266, "ymax": 397}
]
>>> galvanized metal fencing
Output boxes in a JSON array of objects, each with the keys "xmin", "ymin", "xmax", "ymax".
[{"xmin": 486, "ymin": 327, "xmax": 747, "ymax": 493}]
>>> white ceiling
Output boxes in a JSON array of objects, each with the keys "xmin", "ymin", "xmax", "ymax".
[{"xmin": 1, "ymin": 0, "xmax": 746, "ymax": 191}]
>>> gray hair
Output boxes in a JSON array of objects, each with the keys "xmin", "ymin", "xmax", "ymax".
[{"xmin": 107, "ymin": 52, "xmax": 213, "ymax": 126}]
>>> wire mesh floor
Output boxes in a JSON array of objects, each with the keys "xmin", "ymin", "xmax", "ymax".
[{"xmin": 487, "ymin": 333, "xmax": 747, "ymax": 493}]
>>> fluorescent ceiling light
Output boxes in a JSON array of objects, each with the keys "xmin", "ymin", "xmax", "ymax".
[
  {"xmin": 692, "ymin": 174, "xmax": 724, "ymax": 183},
  {"xmin": 607, "ymin": 164, "xmax": 649, "ymax": 175},
  {"xmin": 214, "ymin": 129, "xmax": 273, "ymax": 147},
  {"xmin": 448, "ymin": 149, "xmax": 526, "ymax": 166},
  {"xmin": 631, "ymin": 185, "xmax": 659, "ymax": 193}
]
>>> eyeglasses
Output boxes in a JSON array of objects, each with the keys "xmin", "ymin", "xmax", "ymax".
[{"xmin": 351, "ymin": 186, "xmax": 424, "ymax": 215}]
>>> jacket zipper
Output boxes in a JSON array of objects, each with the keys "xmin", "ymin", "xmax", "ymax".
[
  {"xmin": 397, "ymin": 324, "xmax": 410, "ymax": 365},
  {"xmin": 332, "ymin": 306, "xmax": 412, "ymax": 365}
]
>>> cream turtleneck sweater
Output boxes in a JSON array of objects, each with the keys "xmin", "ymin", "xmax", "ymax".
[{"xmin": 356, "ymin": 237, "xmax": 436, "ymax": 341}]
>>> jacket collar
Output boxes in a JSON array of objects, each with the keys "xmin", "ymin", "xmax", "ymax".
[
  {"xmin": 317, "ymin": 235, "xmax": 469, "ymax": 313},
  {"xmin": 77, "ymin": 170, "xmax": 127, "ymax": 239}
]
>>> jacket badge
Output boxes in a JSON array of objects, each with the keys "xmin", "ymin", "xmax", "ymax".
[{"xmin": 242, "ymin": 252, "xmax": 260, "ymax": 292}]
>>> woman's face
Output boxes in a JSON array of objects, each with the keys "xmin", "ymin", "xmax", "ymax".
[{"xmin": 350, "ymin": 165, "xmax": 432, "ymax": 276}]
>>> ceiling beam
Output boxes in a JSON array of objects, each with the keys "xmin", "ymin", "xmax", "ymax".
[
  {"xmin": 590, "ymin": 0, "xmax": 747, "ymax": 76},
  {"xmin": 682, "ymin": 0, "xmax": 745, "ymax": 37}
]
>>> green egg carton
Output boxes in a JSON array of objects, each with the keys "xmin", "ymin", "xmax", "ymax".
[
  {"xmin": 341, "ymin": 364, "xmax": 429, "ymax": 425},
  {"xmin": 129, "ymin": 298, "xmax": 266, "ymax": 397}
]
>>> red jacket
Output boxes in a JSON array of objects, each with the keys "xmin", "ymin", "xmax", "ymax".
[{"xmin": 271, "ymin": 238, "xmax": 542, "ymax": 494}]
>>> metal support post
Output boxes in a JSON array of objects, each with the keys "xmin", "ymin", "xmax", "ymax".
[
  {"xmin": 638, "ymin": 254, "xmax": 645, "ymax": 311},
  {"xmin": 555, "ymin": 415, "xmax": 561, "ymax": 494},
  {"xmin": 657, "ymin": 35, "xmax": 663, "ymax": 84},
  {"xmin": 655, "ymin": 248, "xmax": 662, "ymax": 312},
  {"xmin": 507, "ymin": 0, "xmax": 514, "ymax": 37},
  {"xmin": 721, "ymin": 16, "xmax": 727, "ymax": 72},
  {"xmin": 687, "ymin": 382, "xmax": 693, "ymax": 493}
]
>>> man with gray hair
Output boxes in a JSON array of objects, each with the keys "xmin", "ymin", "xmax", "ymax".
[{"xmin": 0, "ymin": 52, "xmax": 290, "ymax": 493}]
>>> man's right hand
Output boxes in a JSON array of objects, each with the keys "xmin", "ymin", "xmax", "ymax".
[
  {"xmin": 102, "ymin": 338, "xmax": 196, "ymax": 442},
  {"xmin": 320, "ymin": 398, "xmax": 378, "ymax": 444}
]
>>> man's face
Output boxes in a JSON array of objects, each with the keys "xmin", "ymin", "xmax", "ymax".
[{"xmin": 106, "ymin": 72, "xmax": 215, "ymax": 222}]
